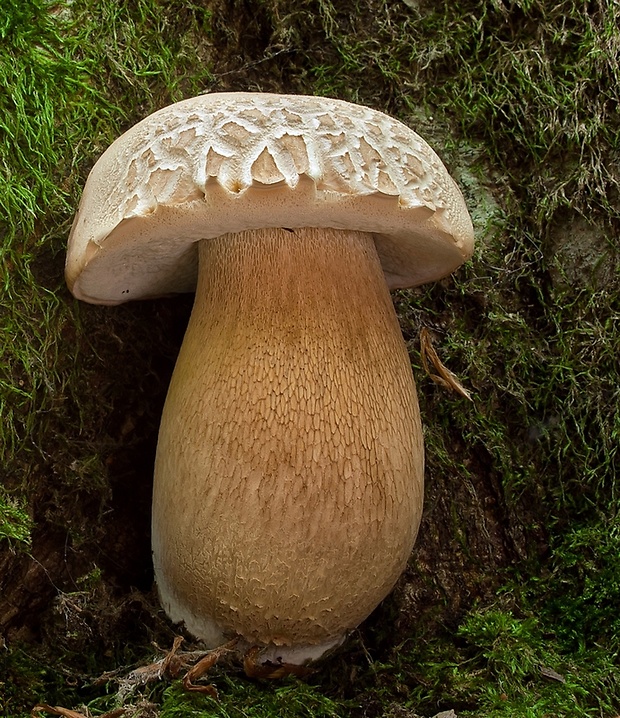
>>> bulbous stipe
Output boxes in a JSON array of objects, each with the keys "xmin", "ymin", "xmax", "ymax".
[{"xmin": 152, "ymin": 227, "xmax": 424, "ymax": 662}]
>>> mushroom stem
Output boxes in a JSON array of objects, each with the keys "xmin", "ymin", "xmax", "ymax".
[{"xmin": 152, "ymin": 226, "xmax": 424, "ymax": 660}]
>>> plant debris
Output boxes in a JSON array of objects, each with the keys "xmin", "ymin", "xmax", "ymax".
[{"xmin": 419, "ymin": 327, "xmax": 473, "ymax": 401}]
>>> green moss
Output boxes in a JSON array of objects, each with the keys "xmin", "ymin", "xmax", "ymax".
[
  {"xmin": 532, "ymin": 515, "xmax": 620, "ymax": 649},
  {"xmin": 159, "ymin": 676, "xmax": 349, "ymax": 718},
  {"xmin": 453, "ymin": 607, "xmax": 620, "ymax": 717},
  {"xmin": 0, "ymin": 644, "xmax": 74, "ymax": 718},
  {"xmin": 0, "ymin": 488, "xmax": 33, "ymax": 547},
  {"xmin": 1, "ymin": 0, "xmax": 619, "ymax": 716},
  {"xmin": 304, "ymin": 0, "xmax": 620, "ymax": 224},
  {"xmin": 0, "ymin": 0, "xmax": 214, "ymax": 494}
]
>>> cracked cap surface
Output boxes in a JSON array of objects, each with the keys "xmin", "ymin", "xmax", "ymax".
[{"xmin": 66, "ymin": 92, "xmax": 474, "ymax": 305}]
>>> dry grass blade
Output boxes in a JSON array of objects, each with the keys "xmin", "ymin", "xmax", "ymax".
[
  {"xmin": 32, "ymin": 706, "xmax": 89, "ymax": 718},
  {"xmin": 420, "ymin": 327, "xmax": 473, "ymax": 401},
  {"xmin": 116, "ymin": 635, "xmax": 185, "ymax": 688},
  {"xmin": 32, "ymin": 705, "xmax": 126, "ymax": 718},
  {"xmin": 539, "ymin": 665, "xmax": 566, "ymax": 683}
]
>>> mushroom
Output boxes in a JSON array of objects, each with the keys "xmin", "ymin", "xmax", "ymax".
[{"xmin": 66, "ymin": 93, "xmax": 474, "ymax": 666}]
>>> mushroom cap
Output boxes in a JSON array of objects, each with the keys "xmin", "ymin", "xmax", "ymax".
[{"xmin": 66, "ymin": 92, "xmax": 474, "ymax": 305}]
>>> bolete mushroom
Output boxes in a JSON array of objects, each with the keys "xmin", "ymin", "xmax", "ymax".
[{"xmin": 66, "ymin": 93, "xmax": 474, "ymax": 666}]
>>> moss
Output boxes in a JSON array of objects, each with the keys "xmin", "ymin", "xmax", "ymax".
[
  {"xmin": 531, "ymin": 515, "xmax": 620, "ymax": 649},
  {"xmin": 0, "ymin": 649, "xmax": 43, "ymax": 718},
  {"xmin": 1, "ymin": 0, "xmax": 619, "ymax": 716},
  {"xmin": 159, "ymin": 676, "xmax": 349, "ymax": 718},
  {"xmin": 0, "ymin": 488, "xmax": 33, "ymax": 548}
]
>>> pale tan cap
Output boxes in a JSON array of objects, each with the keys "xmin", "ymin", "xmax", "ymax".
[{"xmin": 66, "ymin": 93, "xmax": 474, "ymax": 305}]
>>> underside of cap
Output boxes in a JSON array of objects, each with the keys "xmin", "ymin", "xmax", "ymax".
[{"xmin": 66, "ymin": 92, "xmax": 474, "ymax": 304}]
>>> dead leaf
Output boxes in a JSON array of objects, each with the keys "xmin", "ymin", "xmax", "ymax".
[{"xmin": 419, "ymin": 327, "xmax": 473, "ymax": 401}]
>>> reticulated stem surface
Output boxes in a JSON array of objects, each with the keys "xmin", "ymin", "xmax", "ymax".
[{"xmin": 152, "ymin": 226, "xmax": 424, "ymax": 652}]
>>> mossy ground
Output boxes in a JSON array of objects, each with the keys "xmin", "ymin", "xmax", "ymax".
[{"xmin": 1, "ymin": 0, "xmax": 619, "ymax": 716}]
